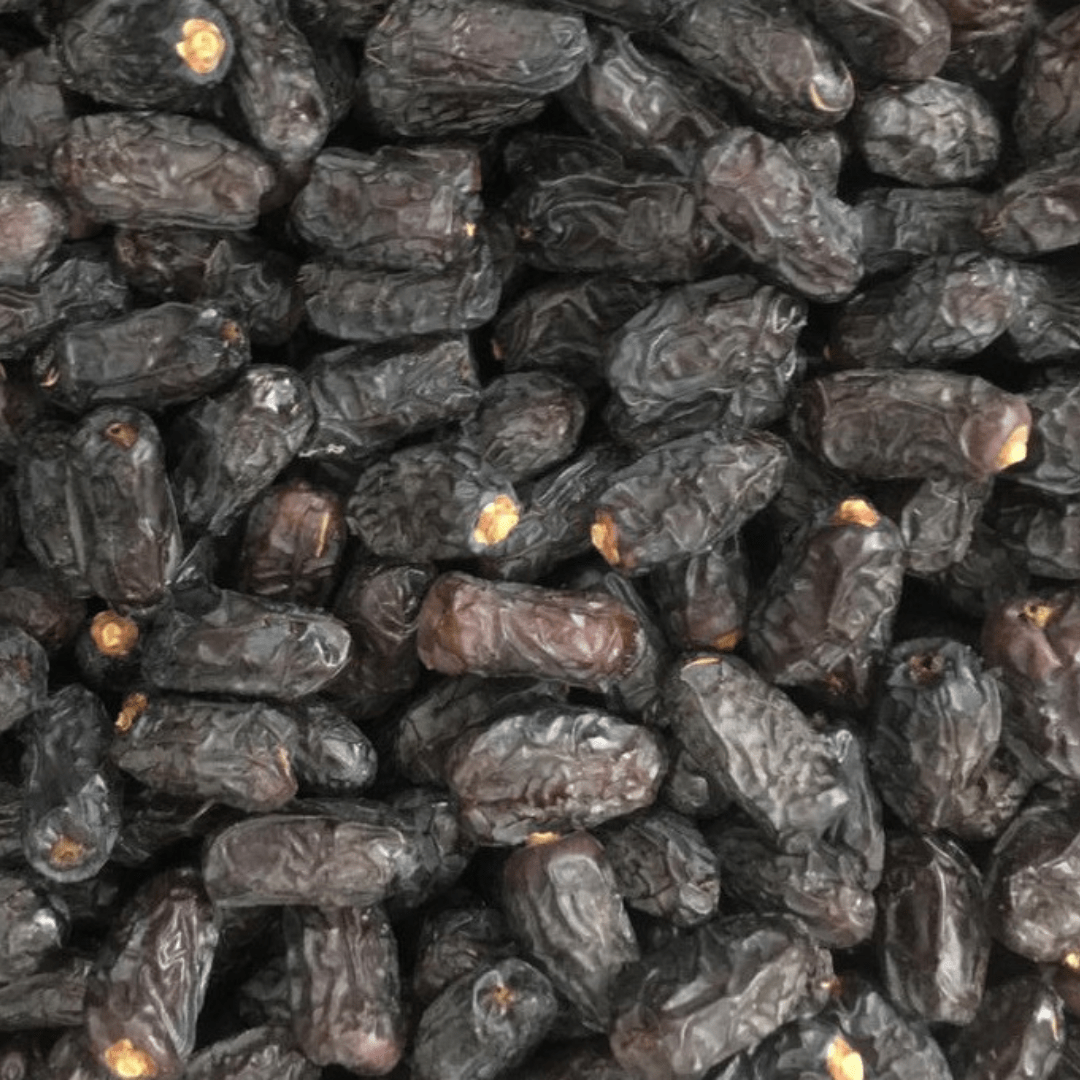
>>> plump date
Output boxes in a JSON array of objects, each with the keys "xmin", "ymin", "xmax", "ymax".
[{"xmin": 445, "ymin": 706, "xmax": 665, "ymax": 844}]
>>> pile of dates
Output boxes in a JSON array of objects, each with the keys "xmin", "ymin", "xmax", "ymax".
[{"xmin": 3, "ymin": 0, "xmax": 1080, "ymax": 1077}]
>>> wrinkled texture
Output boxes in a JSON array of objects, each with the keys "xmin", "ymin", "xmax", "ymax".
[
  {"xmin": 141, "ymin": 587, "xmax": 351, "ymax": 701},
  {"xmin": 609, "ymin": 914, "xmax": 833, "ymax": 1080},
  {"xmin": 503, "ymin": 833, "xmax": 639, "ymax": 1030},
  {"xmin": 285, "ymin": 905, "xmax": 405, "ymax": 1073},
  {"xmin": 85, "ymin": 870, "xmax": 219, "ymax": 1080},
  {"xmin": 411, "ymin": 959, "xmax": 558, "ymax": 1080},
  {"xmin": 666, "ymin": 0, "xmax": 853, "ymax": 128},
  {"xmin": 20, "ymin": 684, "xmax": 121, "ymax": 883},
  {"xmin": 798, "ymin": 369, "xmax": 1032, "ymax": 482},
  {"xmin": 446, "ymin": 706, "xmax": 665, "ymax": 843},
  {"xmin": 696, "ymin": 129, "xmax": 863, "ymax": 302},
  {"xmin": 53, "ymin": 112, "xmax": 274, "ymax": 231},
  {"xmin": 876, "ymin": 833, "xmax": 989, "ymax": 1025},
  {"xmin": 362, "ymin": 0, "xmax": 591, "ymax": 137},
  {"xmin": 112, "ymin": 695, "xmax": 299, "ymax": 812}
]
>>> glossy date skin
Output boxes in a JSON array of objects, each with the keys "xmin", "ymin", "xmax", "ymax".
[
  {"xmin": 141, "ymin": 586, "xmax": 351, "ymax": 701},
  {"xmin": 0, "ymin": 622, "xmax": 47, "ymax": 733},
  {"xmin": 695, "ymin": 129, "xmax": 863, "ymax": 302},
  {"xmin": 203, "ymin": 803, "xmax": 442, "ymax": 908},
  {"xmin": 666, "ymin": 655, "xmax": 884, "ymax": 876},
  {"xmin": 599, "ymin": 808, "xmax": 720, "ymax": 929},
  {"xmin": 291, "ymin": 146, "xmax": 482, "ymax": 270},
  {"xmin": 361, "ymin": 0, "xmax": 591, "ymax": 138},
  {"xmin": 347, "ymin": 444, "xmax": 520, "ymax": 562},
  {"xmin": 609, "ymin": 914, "xmax": 833, "ymax": 1080},
  {"xmin": 707, "ymin": 824, "xmax": 876, "ymax": 948},
  {"xmin": 112, "ymin": 694, "xmax": 300, "ymax": 812},
  {"xmin": 977, "ymin": 147, "xmax": 1080, "ymax": 256},
  {"xmin": 57, "ymin": 0, "xmax": 234, "ymax": 111},
  {"xmin": 605, "ymin": 275, "xmax": 806, "ymax": 439},
  {"xmin": 797, "ymin": 370, "xmax": 1032, "ymax": 482},
  {"xmin": 480, "ymin": 447, "xmax": 624, "ymax": 583},
  {"xmin": 492, "ymin": 277, "xmax": 657, "ymax": 386},
  {"xmin": 445, "ymin": 706, "xmax": 665, "ymax": 844},
  {"xmin": 986, "ymin": 804, "xmax": 1080, "ymax": 964},
  {"xmin": 507, "ymin": 169, "xmax": 709, "ymax": 282},
  {"xmin": 982, "ymin": 591, "xmax": 1080, "ymax": 780},
  {"xmin": 852, "ymin": 78, "xmax": 1001, "ymax": 186},
  {"xmin": 302, "ymin": 336, "xmax": 479, "ymax": 464},
  {"xmin": 797, "ymin": 0, "xmax": 951, "ymax": 82},
  {"xmin": 0, "ymin": 871, "xmax": 66, "ymax": 985},
  {"xmin": 666, "ymin": 0, "xmax": 853, "ymax": 129},
  {"xmin": 111, "ymin": 229, "xmax": 302, "ymax": 347},
  {"xmin": 239, "ymin": 481, "xmax": 345, "ymax": 607},
  {"xmin": 170, "ymin": 366, "xmax": 314, "ymax": 537},
  {"xmin": 591, "ymin": 430, "xmax": 789, "ymax": 574},
  {"xmin": 828, "ymin": 253, "xmax": 1019, "ymax": 370},
  {"xmin": 182, "ymin": 1027, "xmax": 317, "ymax": 1080},
  {"xmin": 411, "ymin": 958, "xmax": 558, "ymax": 1080},
  {"xmin": 870, "ymin": 638, "xmax": 1002, "ymax": 833},
  {"xmin": 328, "ymin": 560, "xmax": 433, "ymax": 712},
  {"xmin": 502, "ymin": 832, "xmax": 640, "ymax": 1031},
  {"xmin": 85, "ymin": 869, "xmax": 219, "ymax": 1080},
  {"xmin": 947, "ymin": 977, "xmax": 1064, "ymax": 1080},
  {"xmin": 35, "ymin": 303, "xmax": 250, "ymax": 413},
  {"xmin": 416, "ymin": 572, "xmax": 652, "ymax": 696},
  {"xmin": 1014, "ymin": 6, "xmax": 1080, "ymax": 163},
  {"xmin": 876, "ymin": 833, "xmax": 990, "ymax": 1026},
  {"xmin": 560, "ymin": 28, "xmax": 730, "ymax": 177},
  {"xmin": 215, "ymin": 0, "xmax": 332, "ymax": 164},
  {"xmin": 21, "ymin": 684, "xmax": 121, "ymax": 883},
  {"xmin": 52, "ymin": 112, "xmax": 275, "ymax": 231},
  {"xmin": 284, "ymin": 905, "xmax": 405, "ymax": 1074},
  {"xmin": 748, "ymin": 497, "xmax": 905, "ymax": 706},
  {"xmin": 300, "ymin": 242, "xmax": 501, "ymax": 343}
]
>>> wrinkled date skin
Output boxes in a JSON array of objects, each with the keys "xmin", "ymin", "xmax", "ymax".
[
  {"xmin": 291, "ymin": 145, "xmax": 482, "ymax": 270},
  {"xmin": 591, "ymin": 430, "xmax": 789, "ymax": 574},
  {"xmin": 52, "ymin": 112, "xmax": 275, "ymax": 231},
  {"xmin": 876, "ymin": 833, "xmax": 990, "ymax": 1026},
  {"xmin": 982, "ymin": 592, "xmax": 1080, "ymax": 781},
  {"xmin": 445, "ymin": 706, "xmax": 666, "ymax": 843},
  {"xmin": 284, "ymin": 905, "xmax": 406, "ymax": 1074},
  {"xmin": 361, "ymin": 0, "xmax": 591, "ymax": 138},
  {"xmin": 502, "ymin": 832, "xmax": 640, "ymax": 1031},
  {"xmin": 302, "ymin": 336, "xmax": 480, "ymax": 463},
  {"xmin": 111, "ymin": 694, "xmax": 300, "ymax": 812},
  {"xmin": 141, "ymin": 586, "xmax": 352, "ymax": 701},
  {"xmin": 609, "ymin": 914, "xmax": 833, "ymax": 1080},
  {"xmin": 411, "ymin": 958, "xmax": 558, "ymax": 1080},
  {"xmin": 21, "ymin": 684, "xmax": 121, "ymax": 883},
  {"xmin": 507, "ymin": 170, "xmax": 709, "ymax": 283},
  {"xmin": 35, "ymin": 302, "xmax": 251, "ymax": 413},
  {"xmin": 605, "ymin": 275, "xmax": 807, "ymax": 438},
  {"xmin": 665, "ymin": 0, "xmax": 854, "ymax": 129},
  {"xmin": 695, "ymin": 129, "xmax": 863, "ymax": 302},
  {"xmin": 85, "ymin": 869, "xmax": 220, "ymax": 1080},
  {"xmin": 869, "ymin": 637, "xmax": 1003, "ymax": 833},
  {"xmin": 748, "ymin": 497, "xmax": 905, "ymax": 706},
  {"xmin": 797, "ymin": 369, "xmax": 1032, "ymax": 482},
  {"xmin": 416, "ymin": 571, "xmax": 651, "ymax": 695},
  {"xmin": 666, "ymin": 654, "xmax": 884, "ymax": 875},
  {"xmin": 202, "ymin": 809, "xmax": 429, "ymax": 908}
]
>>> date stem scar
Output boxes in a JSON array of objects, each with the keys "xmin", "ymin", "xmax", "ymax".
[
  {"xmin": 103, "ymin": 1040, "xmax": 158, "ymax": 1080},
  {"xmin": 176, "ymin": 19, "xmax": 228, "ymax": 76},
  {"xmin": 827, "ymin": 1036, "xmax": 863, "ymax": 1080},
  {"xmin": 591, "ymin": 511, "xmax": 620, "ymax": 566},
  {"xmin": 995, "ymin": 424, "xmax": 1028, "ymax": 471},
  {"xmin": 474, "ymin": 495, "xmax": 519, "ymax": 546}
]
